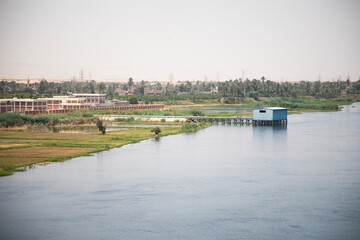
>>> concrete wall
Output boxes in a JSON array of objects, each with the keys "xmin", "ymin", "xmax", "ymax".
[
  {"xmin": 253, "ymin": 109, "xmax": 273, "ymax": 120},
  {"xmin": 272, "ymin": 109, "xmax": 287, "ymax": 120},
  {"xmin": 253, "ymin": 108, "xmax": 287, "ymax": 121}
]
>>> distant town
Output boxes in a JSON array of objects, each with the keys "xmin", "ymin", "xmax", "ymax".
[{"xmin": 1, "ymin": 76, "xmax": 359, "ymax": 102}]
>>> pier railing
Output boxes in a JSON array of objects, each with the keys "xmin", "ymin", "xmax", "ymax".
[{"xmin": 94, "ymin": 114, "xmax": 287, "ymax": 125}]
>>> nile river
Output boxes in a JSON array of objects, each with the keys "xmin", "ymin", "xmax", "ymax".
[{"xmin": 1, "ymin": 103, "xmax": 360, "ymax": 240}]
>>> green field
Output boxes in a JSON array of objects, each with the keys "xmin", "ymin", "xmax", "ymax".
[{"xmin": 0, "ymin": 120, "xmax": 211, "ymax": 176}]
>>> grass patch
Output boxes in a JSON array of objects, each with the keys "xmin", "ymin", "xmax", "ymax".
[
  {"xmin": 0, "ymin": 120, "xmax": 204, "ymax": 176},
  {"xmin": 0, "ymin": 171, "xmax": 13, "ymax": 177},
  {"xmin": 0, "ymin": 156, "xmax": 48, "ymax": 167},
  {"xmin": 181, "ymin": 122, "xmax": 211, "ymax": 133}
]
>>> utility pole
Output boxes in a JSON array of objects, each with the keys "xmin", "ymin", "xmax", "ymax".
[
  {"xmin": 346, "ymin": 74, "xmax": 350, "ymax": 82},
  {"xmin": 79, "ymin": 69, "xmax": 84, "ymax": 82}
]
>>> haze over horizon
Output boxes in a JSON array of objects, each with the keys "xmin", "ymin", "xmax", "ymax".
[{"xmin": 0, "ymin": 0, "xmax": 359, "ymax": 82}]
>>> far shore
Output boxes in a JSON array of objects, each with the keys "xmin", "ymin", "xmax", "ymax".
[{"xmin": 1, "ymin": 98, "xmax": 359, "ymax": 177}]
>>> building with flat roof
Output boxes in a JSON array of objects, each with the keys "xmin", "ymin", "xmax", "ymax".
[
  {"xmin": 47, "ymin": 94, "xmax": 106, "ymax": 110},
  {"xmin": 0, "ymin": 94, "xmax": 110, "ymax": 113},
  {"xmin": 253, "ymin": 107, "xmax": 287, "ymax": 121},
  {"xmin": 0, "ymin": 98, "xmax": 47, "ymax": 113}
]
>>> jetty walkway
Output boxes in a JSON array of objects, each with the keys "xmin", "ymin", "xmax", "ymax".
[{"xmin": 95, "ymin": 115, "xmax": 287, "ymax": 125}]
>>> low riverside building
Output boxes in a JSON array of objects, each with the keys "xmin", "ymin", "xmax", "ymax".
[
  {"xmin": 0, "ymin": 93, "xmax": 164, "ymax": 114},
  {"xmin": 252, "ymin": 107, "xmax": 287, "ymax": 125},
  {"xmin": 47, "ymin": 94, "xmax": 107, "ymax": 110},
  {"xmin": 1, "ymin": 94, "xmax": 114, "ymax": 113},
  {"xmin": 0, "ymin": 98, "xmax": 47, "ymax": 113}
]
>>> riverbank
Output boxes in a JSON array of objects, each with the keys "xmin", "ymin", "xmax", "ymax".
[
  {"xmin": 0, "ymin": 121, "xmax": 211, "ymax": 176},
  {"xmin": 1, "ymin": 96, "xmax": 358, "ymax": 176}
]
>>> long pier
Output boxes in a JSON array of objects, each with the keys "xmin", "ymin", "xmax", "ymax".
[
  {"xmin": 95, "ymin": 115, "xmax": 287, "ymax": 126},
  {"xmin": 187, "ymin": 117, "xmax": 287, "ymax": 126}
]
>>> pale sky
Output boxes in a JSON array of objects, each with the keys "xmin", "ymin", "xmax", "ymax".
[{"xmin": 0, "ymin": 0, "xmax": 359, "ymax": 82}]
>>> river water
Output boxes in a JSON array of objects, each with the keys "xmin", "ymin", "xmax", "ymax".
[{"xmin": 1, "ymin": 103, "xmax": 360, "ymax": 240}]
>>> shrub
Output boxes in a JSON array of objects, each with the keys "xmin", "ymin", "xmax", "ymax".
[
  {"xmin": 115, "ymin": 118, "xmax": 127, "ymax": 122},
  {"xmin": 0, "ymin": 113, "xmax": 24, "ymax": 128},
  {"xmin": 189, "ymin": 110, "xmax": 204, "ymax": 116},
  {"xmin": 33, "ymin": 116, "xmax": 50, "ymax": 125},
  {"xmin": 48, "ymin": 119, "xmax": 60, "ymax": 127},
  {"xmin": 77, "ymin": 118, "xmax": 86, "ymax": 125},
  {"xmin": 181, "ymin": 122, "xmax": 198, "ymax": 132},
  {"xmin": 82, "ymin": 113, "xmax": 93, "ymax": 118},
  {"xmin": 126, "ymin": 117, "xmax": 135, "ymax": 122},
  {"xmin": 151, "ymin": 127, "xmax": 161, "ymax": 136},
  {"xmin": 129, "ymin": 97, "xmax": 138, "ymax": 104},
  {"xmin": 96, "ymin": 120, "xmax": 106, "ymax": 134},
  {"xmin": 198, "ymin": 122, "xmax": 206, "ymax": 128}
]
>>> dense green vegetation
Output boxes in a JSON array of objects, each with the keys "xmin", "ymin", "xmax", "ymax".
[
  {"xmin": 119, "ymin": 93, "xmax": 222, "ymax": 104},
  {"xmin": 181, "ymin": 122, "xmax": 209, "ymax": 133},
  {"xmin": 0, "ymin": 112, "xmax": 97, "ymax": 128},
  {"xmin": 232, "ymin": 96, "xmax": 357, "ymax": 111},
  {"xmin": 2, "ymin": 77, "xmax": 360, "ymax": 102},
  {"xmin": 116, "ymin": 79, "xmax": 360, "ymax": 105}
]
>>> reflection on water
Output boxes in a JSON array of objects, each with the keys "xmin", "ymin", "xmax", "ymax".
[
  {"xmin": 253, "ymin": 125, "xmax": 288, "ymax": 147},
  {"xmin": 0, "ymin": 103, "xmax": 360, "ymax": 240}
]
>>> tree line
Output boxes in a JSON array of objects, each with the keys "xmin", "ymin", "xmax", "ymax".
[{"xmin": 1, "ymin": 77, "xmax": 360, "ymax": 102}]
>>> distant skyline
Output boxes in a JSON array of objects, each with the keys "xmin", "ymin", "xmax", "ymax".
[{"xmin": 0, "ymin": 0, "xmax": 359, "ymax": 82}]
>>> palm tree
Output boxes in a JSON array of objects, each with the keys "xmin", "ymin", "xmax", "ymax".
[
  {"xmin": 128, "ymin": 77, "xmax": 134, "ymax": 90},
  {"xmin": 97, "ymin": 82, "xmax": 106, "ymax": 93}
]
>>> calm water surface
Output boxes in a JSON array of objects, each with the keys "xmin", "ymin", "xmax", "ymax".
[{"xmin": 1, "ymin": 103, "xmax": 360, "ymax": 240}]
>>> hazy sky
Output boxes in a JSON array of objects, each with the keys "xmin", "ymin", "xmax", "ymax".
[{"xmin": 0, "ymin": 0, "xmax": 359, "ymax": 82}]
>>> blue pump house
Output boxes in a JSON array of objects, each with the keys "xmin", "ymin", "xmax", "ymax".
[{"xmin": 252, "ymin": 107, "xmax": 287, "ymax": 121}]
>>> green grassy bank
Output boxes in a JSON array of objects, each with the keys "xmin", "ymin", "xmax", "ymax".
[{"xmin": 0, "ymin": 121, "xmax": 211, "ymax": 177}]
